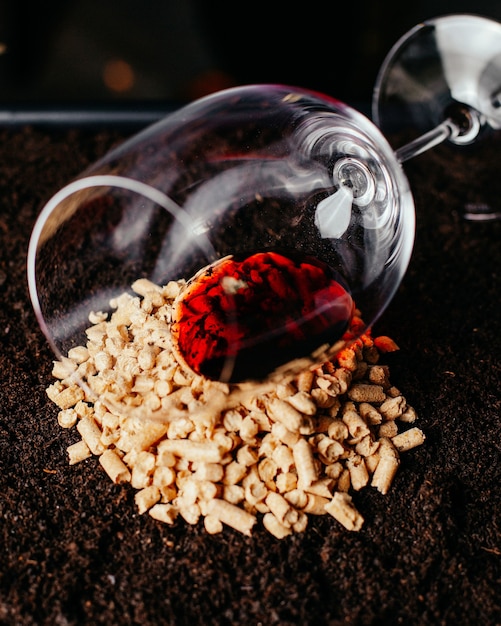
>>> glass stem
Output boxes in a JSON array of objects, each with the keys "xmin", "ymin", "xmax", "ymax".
[{"xmin": 395, "ymin": 119, "xmax": 458, "ymax": 163}]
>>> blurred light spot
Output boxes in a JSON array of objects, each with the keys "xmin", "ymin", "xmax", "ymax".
[
  {"xmin": 184, "ymin": 69, "xmax": 236, "ymax": 100},
  {"xmin": 0, "ymin": 43, "xmax": 7, "ymax": 55},
  {"xmin": 102, "ymin": 58, "xmax": 135, "ymax": 93}
]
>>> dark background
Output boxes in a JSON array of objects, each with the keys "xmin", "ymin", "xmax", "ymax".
[{"xmin": 1, "ymin": 0, "xmax": 501, "ymax": 109}]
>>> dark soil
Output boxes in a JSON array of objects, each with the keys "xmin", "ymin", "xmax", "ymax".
[{"xmin": 0, "ymin": 121, "xmax": 500, "ymax": 626}]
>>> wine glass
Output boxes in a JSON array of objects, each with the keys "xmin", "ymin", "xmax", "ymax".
[
  {"xmin": 27, "ymin": 14, "xmax": 500, "ymax": 417},
  {"xmin": 373, "ymin": 13, "xmax": 501, "ymax": 219}
]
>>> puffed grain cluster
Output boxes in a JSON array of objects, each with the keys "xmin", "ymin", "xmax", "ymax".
[{"xmin": 47, "ymin": 278, "xmax": 425, "ymax": 538}]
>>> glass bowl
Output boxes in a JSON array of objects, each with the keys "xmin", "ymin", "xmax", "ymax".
[{"xmin": 28, "ymin": 84, "xmax": 415, "ymax": 407}]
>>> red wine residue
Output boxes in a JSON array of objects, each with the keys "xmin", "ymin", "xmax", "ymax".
[{"xmin": 172, "ymin": 250, "xmax": 354, "ymax": 382}]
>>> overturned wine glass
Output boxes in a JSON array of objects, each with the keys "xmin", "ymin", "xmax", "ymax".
[
  {"xmin": 27, "ymin": 14, "xmax": 500, "ymax": 416},
  {"xmin": 374, "ymin": 13, "xmax": 501, "ymax": 220}
]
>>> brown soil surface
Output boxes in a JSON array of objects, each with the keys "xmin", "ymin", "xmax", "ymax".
[{"xmin": 0, "ymin": 123, "xmax": 500, "ymax": 625}]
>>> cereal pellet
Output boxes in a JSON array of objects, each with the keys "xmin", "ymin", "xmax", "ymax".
[{"xmin": 47, "ymin": 278, "xmax": 425, "ymax": 538}]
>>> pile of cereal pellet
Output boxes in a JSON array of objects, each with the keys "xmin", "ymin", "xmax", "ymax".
[{"xmin": 46, "ymin": 278, "xmax": 425, "ymax": 538}]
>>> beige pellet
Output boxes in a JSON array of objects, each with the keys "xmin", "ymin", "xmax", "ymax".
[
  {"xmin": 242, "ymin": 470, "xmax": 268, "ymax": 507},
  {"xmin": 152, "ymin": 465, "xmax": 176, "ymax": 488},
  {"xmin": 177, "ymin": 500, "xmax": 201, "ymax": 526},
  {"xmin": 49, "ymin": 384, "xmax": 85, "ymax": 410},
  {"xmin": 135, "ymin": 485, "xmax": 161, "ymax": 514},
  {"xmin": 88, "ymin": 310, "xmax": 108, "ymax": 324},
  {"xmin": 284, "ymin": 489, "xmax": 309, "ymax": 510},
  {"xmin": 138, "ymin": 346, "xmax": 158, "ymax": 371},
  {"xmin": 162, "ymin": 280, "xmax": 184, "ymax": 300},
  {"xmin": 194, "ymin": 462, "xmax": 224, "ymax": 483},
  {"xmin": 73, "ymin": 400, "xmax": 92, "ymax": 419},
  {"xmin": 334, "ymin": 368, "xmax": 352, "ymax": 394},
  {"xmin": 166, "ymin": 415, "xmax": 194, "ymax": 440},
  {"xmin": 315, "ymin": 434, "xmax": 345, "ymax": 463},
  {"xmin": 337, "ymin": 468, "xmax": 351, "ymax": 492},
  {"xmin": 159, "ymin": 485, "xmax": 178, "ymax": 503},
  {"xmin": 258, "ymin": 457, "xmax": 278, "ymax": 484},
  {"xmin": 263, "ymin": 512, "xmax": 292, "ymax": 539},
  {"xmin": 325, "ymin": 492, "xmax": 364, "ymax": 531},
  {"xmin": 293, "ymin": 438, "xmax": 318, "ymax": 489},
  {"xmin": 359, "ymin": 402, "xmax": 383, "ymax": 425},
  {"xmin": 310, "ymin": 387, "xmax": 337, "ymax": 409},
  {"xmin": 67, "ymin": 440, "xmax": 92, "ymax": 465},
  {"xmin": 116, "ymin": 354, "xmax": 140, "ymax": 381},
  {"xmin": 240, "ymin": 415, "xmax": 259, "ymax": 441},
  {"xmin": 265, "ymin": 491, "xmax": 297, "ymax": 527},
  {"xmin": 154, "ymin": 379, "xmax": 173, "ymax": 398},
  {"xmin": 303, "ymin": 493, "xmax": 330, "ymax": 515},
  {"xmin": 207, "ymin": 498, "xmax": 256, "ymax": 536},
  {"xmin": 247, "ymin": 408, "xmax": 270, "ymax": 431},
  {"xmin": 371, "ymin": 438, "xmax": 400, "ymax": 494},
  {"xmin": 346, "ymin": 453, "xmax": 369, "ymax": 491},
  {"xmin": 342, "ymin": 405, "xmax": 370, "ymax": 440},
  {"xmin": 67, "ymin": 345, "xmax": 90, "ymax": 363},
  {"xmin": 378, "ymin": 421, "xmax": 399, "ymax": 438},
  {"xmin": 131, "ymin": 278, "xmax": 163, "ymax": 297},
  {"xmin": 99, "ymin": 449, "xmax": 132, "ymax": 483},
  {"xmin": 296, "ymin": 369, "xmax": 314, "ymax": 393},
  {"xmin": 392, "ymin": 427, "xmax": 426, "ymax": 452},
  {"xmin": 119, "ymin": 420, "xmax": 168, "ymax": 453},
  {"xmin": 292, "ymin": 511, "xmax": 308, "ymax": 533},
  {"xmin": 149, "ymin": 503, "xmax": 178, "ymax": 525},
  {"xmin": 259, "ymin": 433, "xmax": 279, "ymax": 459},
  {"xmin": 156, "ymin": 447, "xmax": 177, "ymax": 468},
  {"xmin": 400, "ymin": 405, "xmax": 417, "ymax": 423},
  {"xmin": 132, "ymin": 375, "xmax": 154, "ymax": 394},
  {"xmin": 223, "ymin": 408, "xmax": 242, "ymax": 432},
  {"xmin": 52, "ymin": 358, "xmax": 77, "ymax": 380},
  {"xmin": 271, "ymin": 422, "xmax": 300, "ymax": 447},
  {"xmin": 77, "ymin": 415, "xmax": 105, "ymax": 455},
  {"xmin": 204, "ymin": 514, "xmax": 224, "ymax": 534},
  {"xmin": 195, "ymin": 479, "xmax": 219, "ymax": 503},
  {"xmin": 275, "ymin": 472, "xmax": 298, "ymax": 493},
  {"xmin": 130, "ymin": 451, "xmax": 156, "ymax": 489},
  {"xmin": 285, "ymin": 391, "xmax": 317, "ymax": 416},
  {"xmin": 327, "ymin": 419, "xmax": 349, "ymax": 442},
  {"xmin": 58, "ymin": 408, "xmax": 78, "ymax": 429},
  {"xmin": 365, "ymin": 452, "xmax": 380, "ymax": 474},
  {"xmin": 85, "ymin": 321, "xmax": 107, "ymax": 344},
  {"xmin": 305, "ymin": 477, "xmax": 333, "ymax": 498},
  {"xmin": 268, "ymin": 398, "xmax": 307, "ymax": 433},
  {"xmin": 355, "ymin": 434, "xmax": 379, "ymax": 458},
  {"xmin": 348, "ymin": 383, "xmax": 386, "ymax": 404},
  {"xmin": 223, "ymin": 461, "xmax": 248, "ymax": 485},
  {"xmin": 223, "ymin": 484, "xmax": 245, "ymax": 505},
  {"xmin": 324, "ymin": 462, "xmax": 343, "ymax": 481},
  {"xmin": 276, "ymin": 381, "xmax": 296, "ymax": 399},
  {"xmin": 157, "ymin": 439, "xmax": 224, "ymax": 463},
  {"xmin": 94, "ymin": 350, "xmax": 113, "ymax": 372},
  {"xmin": 367, "ymin": 365, "xmax": 391, "ymax": 388},
  {"xmin": 173, "ymin": 368, "xmax": 192, "ymax": 386},
  {"xmin": 379, "ymin": 395, "xmax": 407, "ymax": 420},
  {"xmin": 310, "ymin": 415, "xmax": 326, "ymax": 433},
  {"xmin": 235, "ymin": 444, "xmax": 258, "ymax": 467},
  {"xmin": 336, "ymin": 348, "xmax": 358, "ymax": 371},
  {"xmin": 271, "ymin": 444, "xmax": 294, "ymax": 472},
  {"xmin": 315, "ymin": 376, "xmax": 335, "ymax": 391}
]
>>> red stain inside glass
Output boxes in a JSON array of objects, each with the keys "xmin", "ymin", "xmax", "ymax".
[{"xmin": 172, "ymin": 250, "xmax": 354, "ymax": 382}]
